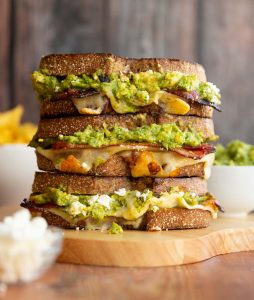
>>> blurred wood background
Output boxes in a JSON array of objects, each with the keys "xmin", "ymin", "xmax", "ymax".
[{"xmin": 0, "ymin": 0, "xmax": 254, "ymax": 144}]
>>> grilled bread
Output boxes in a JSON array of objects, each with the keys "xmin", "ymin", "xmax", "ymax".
[
  {"xmin": 22, "ymin": 173, "xmax": 217, "ymax": 230},
  {"xmin": 40, "ymin": 53, "xmax": 207, "ymax": 80}
]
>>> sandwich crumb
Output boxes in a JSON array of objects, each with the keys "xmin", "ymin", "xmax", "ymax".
[
  {"xmin": 150, "ymin": 226, "xmax": 162, "ymax": 231},
  {"xmin": 108, "ymin": 222, "xmax": 123, "ymax": 234}
]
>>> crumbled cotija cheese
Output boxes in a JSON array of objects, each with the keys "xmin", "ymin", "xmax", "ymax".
[{"xmin": 0, "ymin": 210, "xmax": 62, "ymax": 284}]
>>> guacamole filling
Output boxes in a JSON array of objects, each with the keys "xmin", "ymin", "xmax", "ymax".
[
  {"xmin": 32, "ymin": 69, "xmax": 221, "ymax": 113},
  {"xmin": 214, "ymin": 140, "xmax": 254, "ymax": 166},
  {"xmin": 109, "ymin": 222, "xmax": 123, "ymax": 234},
  {"xmin": 30, "ymin": 187, "xmax": 219, "ymax": 221},
  {"xmin": 30, "ymin": 123, "xmax": 207, "ymax": 150}
]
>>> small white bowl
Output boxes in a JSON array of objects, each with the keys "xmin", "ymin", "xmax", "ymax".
[
  {"xmin": 0, "ymin": 144, "xmax": 38, "ymax": 206},
  {"xmin": 208, "ymin": 166, "xmax": 254, "ymax": 218}
]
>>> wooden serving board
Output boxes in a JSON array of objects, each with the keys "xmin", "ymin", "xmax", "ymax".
[
  {"xmin": 1, "ymin": 206, "xmax": 254, "ymax": 267},
  {"xmin": 58, "ymin": 215, "xmax": 254, "ymax": 267}
]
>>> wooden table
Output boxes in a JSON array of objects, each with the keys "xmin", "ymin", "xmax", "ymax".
[{"xmin": 1, "ymin": 206, "xmax": 254, "ymax": 300}]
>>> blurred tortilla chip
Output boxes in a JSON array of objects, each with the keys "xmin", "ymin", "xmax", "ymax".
[{"xmin": 0, "ymin": 105, "xmax": 37, "ymax": 144}]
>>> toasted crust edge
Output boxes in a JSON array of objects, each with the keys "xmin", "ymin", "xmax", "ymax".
[
  {"xmin": 31, "ymin": 172, "xmax": 208, "ymax": 195},
  {"xmin": 146, "ymin": 208, "xmax": 212, "ymax": 230},
  {"xmin": 39, "ymin": 53, "xmax": 206, "ymax": 81}
]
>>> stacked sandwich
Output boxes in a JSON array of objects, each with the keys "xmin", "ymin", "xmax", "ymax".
[{"xmin": 21, "ymin": 54, "xmax": 222, "ymax": 232}]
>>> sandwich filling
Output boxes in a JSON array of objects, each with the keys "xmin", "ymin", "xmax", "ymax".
[
  {"xmin": 36, "ymin": 145, "xmax": 215, "ymax": 178},
  {"xmin": 32, "ymin": 69, "xmax": 221, "ymax": 113},
  {"xmin": 31, "ymin": 123, "xmax": 215, "ymax": 178},
  {"xmin": 27, "ymin": 187, "xmax": 220, "ymax": 229},
  {"xmin": 30, "ymin": 123, "xmax": 210, "ymax": 150}
]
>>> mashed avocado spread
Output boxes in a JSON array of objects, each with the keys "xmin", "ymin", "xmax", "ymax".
[
  {"xmin": 31, "ymin": 123, "xmax": 206, "ymax": 150},
  {"xmin": 214, "ymin": 140, "xmax": 254, "ymax": 166},
  {"xmin": 30, "ymin": 187, "xmax": 213, "ymax": 221},
  {"xmin": 32, "ymin": 69, "xmax": 221, "ymax": 113},
  {"xmin": 109, "ymin": 222, "xmax": 123, "ymax": 234}
]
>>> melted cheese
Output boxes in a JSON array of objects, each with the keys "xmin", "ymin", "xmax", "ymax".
[
  {"xmin": 47, "ymin": 208, "xmax": 144, "ymax": 230},
  {"xmin": 71, "ymin": 91, "xmax": 191, "ymax": 115},
  {"xmin": 45, "ymin": 189, "xmax": 218, "ymax": 231},
  {"xmin": 72, "ymin": 94, "xmax": 107, "ymax": 114},
  {"xmin": 37, "ymin": 146, "xmax": 214, "ymax": 179}
]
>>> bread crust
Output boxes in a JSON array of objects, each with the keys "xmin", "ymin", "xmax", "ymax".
[
  {"xmin": 32, "ymin": 172, "xmax": 208, "ymax": 195},
  {"xmin": 40, "ymin": 98, "xmax": 213, "ymax": 119},
  {"xmin": 36, "ymin": 151, "xmax": 206, "ymax": 178},
  {"xmin": 146, "ymin": 208, "xmax": 212, "ymax": 230},
  {"xmin": 34, "ymin": 114, "xmax": 214, "ymax": 139},
  {"xmin": 39, "ymin": 53, "xmax": 206, "ymax": 81}
]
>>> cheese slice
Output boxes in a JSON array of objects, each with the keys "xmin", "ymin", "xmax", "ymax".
[
  {"xmin": 37, "ymin": 145, "xmax": 214, "ymax": 179},
  {"xmin": 72, "ymin": 94, "xmax": 107, "ymax": 114}
]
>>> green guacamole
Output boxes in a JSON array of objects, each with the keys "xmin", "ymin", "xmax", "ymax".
[
  {"xmin": 31, "ymin": 123, "xmax": 206, "ymax": 150},
  {"xmin": 214, "ymin": 140, "xmax": 254, "ymax": 166},
  {"xmin": 30, "ymin": 187, "xmax": 211, "ymax": 221},
  {"xmin": 109, "ymin": 222, "xmax": 123, "ymax": 234},
  {"xmin": 32, "ymin": 69, "xmax": 221, "ymax": 113}
]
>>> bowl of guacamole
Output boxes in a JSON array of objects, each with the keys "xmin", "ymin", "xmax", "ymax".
[{"xmin": 208, "ymin": 140, "xmax": 254, "ymax": 218}]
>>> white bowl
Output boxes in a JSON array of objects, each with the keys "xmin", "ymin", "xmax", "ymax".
[
  {"xmin": 208, "ymin": 166, "xmax": 254, "ymax": 218},
  {"xmin": 0, "ymin": 144, "xmax": 38, "ymax": 206}
]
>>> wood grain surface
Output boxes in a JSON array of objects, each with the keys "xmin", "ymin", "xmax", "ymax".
[
  {"xmin": 59, "ymin": 216, "xmax": 254, "ymax": 267},
  {"xmin": 0, "ymin": 0, "xmax": 254, "ymax": 144},
  {"xmin": 1, "ymin": 206, "xmax": 254, "ymax": 300}
]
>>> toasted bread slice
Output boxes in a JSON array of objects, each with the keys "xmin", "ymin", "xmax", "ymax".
[
  {"xmin": 32, "ymin": 172, "xmax": 208, "ymax": 195},
  {"xmin": 34, "ymin": 114, "xmax": 214, "ymax": 139},
  {"xmin": 146, "ymin": 208, "xmax": 212, "ymax": 230},
  {"xmin": 40, "ymin": 53, "xmax": 206, "ymax": 81}
]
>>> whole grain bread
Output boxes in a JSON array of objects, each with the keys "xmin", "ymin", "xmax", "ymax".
[
  {"xmin": 146, "ymin": 208, "xmax": 212, "ymax": 230},
  {"xmin": 34, "ymin": 114, "xmax": 214, "ymax": 139},
  {"xmin": 36, "ymin": 151, "xmax": 207, "ymax": 178},
  {"xmin": 32, "ymin": 172, "xmax": 208, "ymax": 195},
  {"xmin": 40, "ymin": 97, "xmax": 213, "ymax": 119},
  {"xmin": 39, "ymin": 53, "xmax": 206, "ymax": 81}
]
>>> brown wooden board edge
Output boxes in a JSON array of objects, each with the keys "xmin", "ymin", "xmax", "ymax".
[{"xmin": 57, "ymin": 227, "xmax": 254, "ymax": 267}]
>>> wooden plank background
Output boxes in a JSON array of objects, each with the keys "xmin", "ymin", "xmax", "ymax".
[{"xmin": 0, "ymin": 0, "xmax": 254, "ymax": 144}]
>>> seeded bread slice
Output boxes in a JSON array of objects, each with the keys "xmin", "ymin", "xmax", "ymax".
[
  {"xmin": 39, "ymin": 53, "xmax": 206, "ymax": 81},
  {"xmin": 146, "ymin": 208, "xmax": 212, "ymax": 230},
  {"xmin": 32, "ymin": 172, "xmax": 208, "ymax": 195}
]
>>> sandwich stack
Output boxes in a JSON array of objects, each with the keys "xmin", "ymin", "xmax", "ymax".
[{"xmin": 21, "ymin": 54, "xmax": 222, "ymax": 232}]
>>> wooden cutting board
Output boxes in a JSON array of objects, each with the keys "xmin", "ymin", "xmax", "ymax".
[
  {"xmin": 58, "ymin": 215, "xmax": 254, "ymax": 267},
  {"xmin": 1, "ymin": 206, "xmax": 254, "ymax": 267}
]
